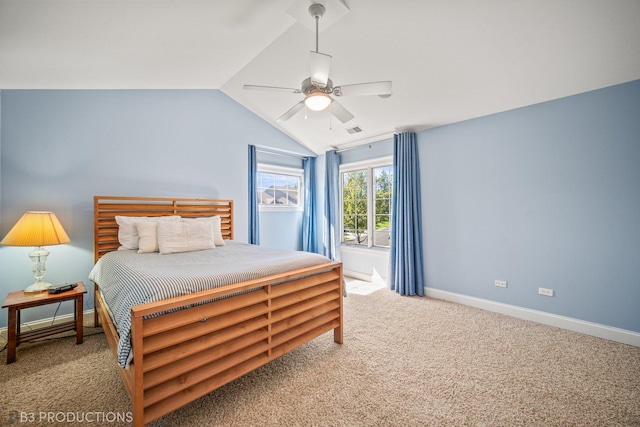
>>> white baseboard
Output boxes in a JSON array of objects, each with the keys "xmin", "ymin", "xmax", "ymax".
[
  {"xmin": 0, "ymin": 309, "xmax": 96, "ymax": 342},
  {"xmin": 425, "ymin": 287, "xmax": 640, "ymax": 347}
]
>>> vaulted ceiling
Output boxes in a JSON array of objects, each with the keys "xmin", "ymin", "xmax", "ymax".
[{"xmin": 2, "ymin": 0, "xmax": 639, "ymax": 154}]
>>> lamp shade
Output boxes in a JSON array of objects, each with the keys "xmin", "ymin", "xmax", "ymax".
[
  {"xmin": 1, "ymin": 211, "xmax": 70, "ymax": 247},
  {"xmin": 304, "ymin": 92, "xmax": 332, "ymax": 111}
]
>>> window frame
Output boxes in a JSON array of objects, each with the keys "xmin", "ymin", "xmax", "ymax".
[
  {"xmin": 339, "ymin": 155, "xmax": 393, "ymax": 249},
  {"xmin": 257, "ymin": 164, "xmax": 304, "ymax": 212}
]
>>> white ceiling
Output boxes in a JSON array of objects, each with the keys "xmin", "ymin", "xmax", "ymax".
[{"xmin": 2, "ymin": 0, "xmax": 640, "ymax": 155}]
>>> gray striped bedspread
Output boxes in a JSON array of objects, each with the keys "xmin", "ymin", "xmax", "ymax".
[{"xmin": 88, "ymin": 242, "xmax": 332, "ymax": 368}]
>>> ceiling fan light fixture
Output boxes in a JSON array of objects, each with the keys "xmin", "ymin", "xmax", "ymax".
[{"xmin": 304, "ymin": 92, "xmax": 332, "ymax": 111}]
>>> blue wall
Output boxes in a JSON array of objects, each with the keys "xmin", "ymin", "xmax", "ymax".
[
  {"xmin": 317, "ymin": 80, "xmax": 639, "ymax": 334},
  {"xmin": 0, "ymin": 89, "xmax": 311, "ymax": 327},
  {"xmin": 419, "ymin": 80, "xmax": 640, "ymax": 332},
  {"xmin": 259, "ymin": 211, "xmax": 303, "ymax": 250}
]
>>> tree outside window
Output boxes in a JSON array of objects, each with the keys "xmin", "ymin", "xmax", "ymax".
[
  {"xmin": 341, "ymin": 159, "xmax": 393, "ymax": 248},
  {"xmin": 374, "ymin": 166, "xmax": 392, "ymax": 248},
  {"xmin": 343, "ymin": 170, "xmax": 368, "ymax": 245}
]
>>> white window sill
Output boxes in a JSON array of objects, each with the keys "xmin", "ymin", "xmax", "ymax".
[
  {"xmin": 259, "ymin": 205, "xmax": 303, "ymax": 213},
  {"xmin": 340, "ymin": 244, "xmax": 390, "ymax": 254}
]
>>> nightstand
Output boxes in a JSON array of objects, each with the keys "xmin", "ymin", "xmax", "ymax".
[{"xmin": 2, "ymin": 281, "xmax": 86, "ymax": 364}]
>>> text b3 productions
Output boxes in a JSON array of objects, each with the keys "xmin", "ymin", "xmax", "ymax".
[{"xmin": 4, "ymin": 411, "xmax": 133, "ymax": 424}]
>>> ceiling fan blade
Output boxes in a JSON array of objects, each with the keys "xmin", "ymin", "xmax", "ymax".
[
  {"xmin": 277, "ymin": 101, "xmax": 305, "ymax": 122},
  {"xmin": 333, "ymin": 81, "xmax": 392, "ymax": 97},
  {"xmin": 330, "ymin": 99, "xmax": 355, "ymax": 123},
  {"xmin": 310, "ymin": 51, "xmax": 332, "ymax": 88},
  {"xmin": 243, "ymin": 84, "xmax": 301, "ymax": 94}
]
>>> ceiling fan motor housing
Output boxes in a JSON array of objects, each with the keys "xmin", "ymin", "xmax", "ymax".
[{"xmin": 302, "ymin": 77, "xmax": 333, "ymax": 95}]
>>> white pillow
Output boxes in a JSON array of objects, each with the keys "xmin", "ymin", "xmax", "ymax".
[
  {"xmin": 115, "ymin": 215, "xmax": 180, "ymax": 250},
  {"xmin": 181, "ymin": 216, "xmax": 225, "ymax": 246},
  {"xmin": 136, "ymin": 222, "xmax": 158, "ymax": 253},
  {"xmin": 157, "ymin": 221, "xmax": 215, "ymax": 255}
]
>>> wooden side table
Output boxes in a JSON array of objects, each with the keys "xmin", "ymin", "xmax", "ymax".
[{"xmin": 2, "ymin": 281, "xmax": 86, "ymax": 364}]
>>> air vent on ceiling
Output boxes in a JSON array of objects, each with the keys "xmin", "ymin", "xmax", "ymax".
[{"xmin": 346, "ymin": 126, "xmax": 363, "ymax": 134}]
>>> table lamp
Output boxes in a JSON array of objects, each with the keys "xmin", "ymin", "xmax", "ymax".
[{"xmin": 1, "ymin": 211, "xmax": 71, "ymax": 293}]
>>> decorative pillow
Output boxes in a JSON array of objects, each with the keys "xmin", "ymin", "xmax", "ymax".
[
  {"xmin": 115, "ymin": 215, "xmax": 180, "ymax": 250},
  {"xmin": 136, "ymin": 222, "xmax": 158, "ymax": 253},
  {"xmin": 157, "ymin": 221, "xmax": 215, "ymax": 255},
  {"xmin": 181, "ymin": 216, "xmax": 225, "ymax": 246}
]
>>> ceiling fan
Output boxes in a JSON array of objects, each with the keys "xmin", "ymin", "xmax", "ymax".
[{"xmin": 243, "ymin": 3, "xmax": 392, "ymax": 124}]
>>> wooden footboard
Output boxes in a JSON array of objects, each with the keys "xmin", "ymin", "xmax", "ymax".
[{"xmin": 95, "ymin": 261, "xmax": 343, "ymax": 427}]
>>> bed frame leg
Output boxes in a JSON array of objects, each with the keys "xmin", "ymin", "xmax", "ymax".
[
  {"xmin": 93, "ymin": 283, "xmax": 100, "ymax": 328},
  {"xmin": 132, "ymin": 414, "xmax": 144, "ymax": 427}
]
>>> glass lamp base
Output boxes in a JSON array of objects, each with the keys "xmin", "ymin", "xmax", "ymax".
[
  {"xmin": 24, "ymin": 280, "xmax": 52, "ymax": 294},
  {"xmin": 25, "ymin": 246, "xmax": 52, "ymax": 293}
]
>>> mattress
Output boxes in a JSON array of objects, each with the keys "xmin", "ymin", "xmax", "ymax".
[{"xmin": 89, "ymin": 241, "xmax": 331, "ymax": 368}]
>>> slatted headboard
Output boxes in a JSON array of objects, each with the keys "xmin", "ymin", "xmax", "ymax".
[{"xmin": 94, "ymin": 196, "xmax": 234, "ymax": 262}]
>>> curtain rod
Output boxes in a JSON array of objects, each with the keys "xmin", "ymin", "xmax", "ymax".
[
  {"xmin": 255, "ymin": 146, "xmax": 311, "ymax": 160},
  {"xmin": 334, "ymin": 130, "xmax": 397, "ymax": 153},
  {"xmin": 335, "ymin": 144, "xmax": 374, "ymax": 154}
]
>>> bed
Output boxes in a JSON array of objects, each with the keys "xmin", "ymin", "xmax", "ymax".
[{"xmin": 91, "ymin": 196, "xmax": 343, "ymax": 427}]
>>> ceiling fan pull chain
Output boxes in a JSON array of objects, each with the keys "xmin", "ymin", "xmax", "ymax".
[{"xmin": 329, "ymin": 103, "xmax": 333, "ymax": 130}]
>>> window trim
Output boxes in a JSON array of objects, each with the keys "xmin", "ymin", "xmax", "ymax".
[
  {"xmin": 339, "ymin": 156, "xmax": 393, "ymax": 173},
  {"xmin": 339, "ymin": 155, "xmax": 393, "ymax": 249},
  {"xmin": 257, "ymin": 164, "xmax": 304, "ymax": 212}
]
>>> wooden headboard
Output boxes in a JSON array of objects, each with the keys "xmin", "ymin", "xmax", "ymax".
[{"xmin": 94, "ymin": 196, "xmax": 234, "ymax": 262}]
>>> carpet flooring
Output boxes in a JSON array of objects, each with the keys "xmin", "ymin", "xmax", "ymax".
[{"xmin": 1, "ymin": 288, "xmax": 639, "ymax": 426}]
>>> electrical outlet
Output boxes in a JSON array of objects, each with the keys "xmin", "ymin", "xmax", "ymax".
[
  {"xmin": 495, "ymin": 280, "xmax": 507, "ymax": 288},
  {"xmin": 538, "ymin": 287, "xmax": 554, "ymax": 297}
]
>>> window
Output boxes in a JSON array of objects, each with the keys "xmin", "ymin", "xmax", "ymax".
[
  {"xmin": 341, "ymin": 157, "xmax": 393, "ymax": 248},
  {"xmin": 342, "ymin": 169, "xmax": 368, "ymax": 245},
  {"xmin": 257, "ymin": 165, "xmax": 303, "ymax": 210}
]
